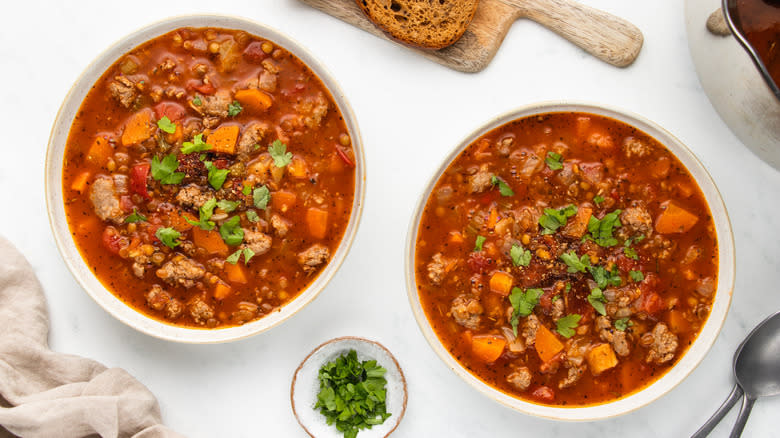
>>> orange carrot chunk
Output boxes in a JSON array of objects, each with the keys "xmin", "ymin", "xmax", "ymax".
[
  {"xmin": 655, "ymin": 201, "xmax": 699, "ymax": 234},
  {"xmin": 213, "ymin": 281, "xmax": 232, "ymax": 300},
  {"xmin": 306, "ymin": 207, "xmax": 328, "ymax": 239},
  {"xmin": 207, "ymin": 125, "xmax": 240, "ymax": 155},
  {"xmin": 488, "ymin": 271, "xmax": 514, "ymax": 296},
  {"xmin": 192, "ymin": 228, "xmax": 228, "ymax": 256},
  {"xmin": 272, "ymin": 191, "xmax": 297, "ymax": 212},
  {"xmin": 121, "ymin": 109, "xmax": 154, "ymax": 146},
  {"xmin": 535, "ymin": 324, "xmax": 564, "ymax": 363},
  {"xmin": 234, "ymin": 88, "xmax": 273, "ymax": 113},
  {"xmin": 86, "ymin": 137, "xmax": 113, "ymax": 167},
  {"xmin": 71, "ymin": 171, "xmax": 91, "ymax": 193},
  {"xmin": 471, "ymin": 334, "xmax": 506, "ymax": 363},
  {"xmin": 224, "ymin": 263, "xmax": 248, "ymax": 284}
]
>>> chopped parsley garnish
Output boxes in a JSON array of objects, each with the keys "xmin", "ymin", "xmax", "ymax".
[
  {"xmin": 545, "ymin": 151, "xmax": 563, "ymax": 170},
  {"xmin": 624, "ymin": 246, "xmax": 638, "ymax": 260},
  {"xmin": 556, "ymin": 314, "xmax": 581, "ymax": 338},
  {"xmin": 156, "ymin": 116, "xmax": 176, "ymax": 134},
  {"xmin": 155, "ymin": 227, "xmax": 181, "ymax": 249},
  {"xmin": 588, "ymin": 288, "xmax": 607, "ymax": 316},
  {"xmin": 217, "ymin": 199, "xmax": 240, "ymax": 213},
  {"xmin": 587, "ymin": 209, "xmax": 622, "ymax": 247},
  {"xmin": 150, "ymin": 153, "xmax": 185, "ymax": 185},
  {"xmin": 246, "ymin": 210, "xmax": 260, "ymax": 222},
  {"xmin": 615, "ymin": 318, "xmax": 633, "ymax": 331},
  {"xmin": 242, "ymin": 183, "xmax": 252, "ymax": 196},
  {"xmin": 539, "ymin": 205, "xmax": 577, "ymax": 235},
  {"xmin": 589, "ymin": 264, "xmax": 622, "ymax": 289},
  {"xmin": 560, "ymin": 251, "xmax": 591, "ymax": 273},
  {"xmin": 226, "ymin": 247, "xmax": 255, "ymax": 265},
  {"xmin": 192, "ymin": 95, "xmax": 202, "ymax": 106},
  {"xmin": 218, "ymin": 216, "xmax": 244, "ymax": 246},
  {"xmin": 509, "ymin": 287, "xmax": 543, "ymax": 335},
  {"xmin": 593, "ymin": 195, "xmax": 605, "ymax": 205},
  {"xmin": 253, "ymin": 185, "xmax": 270, "ymax": 210},
  {"xmin": 181, "ymin": 133, "xmax": 212, "ymax": 154},
  {"xmin": 510, "ymin": 243, "xmax": 532, "ymax": 267},
  {"xmin": 204, "ymin": 161, "xmax": 229, "ymax": 190},
  {"xmin": 629, "ymin": 270, "xmax": 645, "ymax": 282},
  {"xmin": 565, "ymin": 283, "xmax": 572, "ymax": 293},
  {"xmin": 474, "ymin": 235, "xmax": 486, "ymax": 252},
  {"xmin": 314, "ymin": 350, "xmax": 391, "ymax": 438},
  {"xmin": 185, "ymin": 198, "xmax": 217, "ymax": 231},
  {"xmin": 228, "ymin": 100, "xmax": 243, "ymax": 117},
  {"xmin": 490, "ymin": 175, "xmax": 515, "ymax": 197},
  {"xmin": 124, "ymin": 208, "xmax": 147, "ymax": 223},
  {"xmin": 552, "ymin": 294, "xmax": 561, "ymax": 302},
  {"xmin": 268, "ymin": 140, "xmax": 292, "ymax": 167}
]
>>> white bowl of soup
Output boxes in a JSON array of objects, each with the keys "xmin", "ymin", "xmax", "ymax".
[
  {"xmin": 405, "ymin": 102, "xmax": 734, "ymax": 420},
  {"xmin": 46, "ymin": 15, "xmax": 365, "ymax": 343}
]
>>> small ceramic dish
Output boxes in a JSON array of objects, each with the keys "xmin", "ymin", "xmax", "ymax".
[
  {"xmin": 404, "ymin": 101, "xmax": 735, "ymax": 421},
  {"xmin": 45, "ymin": 15, "xmax": 366, "ymax": 343},
  {"xmin": 291, "ymin": 337, "xmax": 407, "ymax": 437}
]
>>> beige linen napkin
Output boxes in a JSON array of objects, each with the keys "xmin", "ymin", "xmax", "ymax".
[{"xmin": 0, "ymin": 237, "xmax": 185, "ymax": 438}]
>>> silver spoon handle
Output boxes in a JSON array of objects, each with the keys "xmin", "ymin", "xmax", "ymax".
[
  {"xmin": 729, "ymin": 395, "xmax": 756, "ymax": 438},
  {"xmin": 691, "ymin": 384, "xmax": 743, "ymax": 438}
]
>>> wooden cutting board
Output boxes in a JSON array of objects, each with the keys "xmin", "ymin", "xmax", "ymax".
[{"xmin": 299, "ymin": 0, "xmax": 643, "ymax": 72}]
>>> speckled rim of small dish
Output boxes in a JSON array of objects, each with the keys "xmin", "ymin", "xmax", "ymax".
[
  {"xmin": 290, "ymin": 336, "xmax": 408, "ymax": 437},
  {"xmin": 44, "ymin": 14, "xmax": 366, "ymax": 344},
  {"xmin": 404, "ymin": 101, "xmax": 735, "ymax": 421}
]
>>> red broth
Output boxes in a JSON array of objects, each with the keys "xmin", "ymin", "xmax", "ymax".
[{"xmin": 734, "ymin": 0, "xmax": 780, "ymax": 88}]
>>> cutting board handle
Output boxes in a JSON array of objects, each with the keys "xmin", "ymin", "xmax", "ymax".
[{"xmin": 504, "ymin": 0, "xmax": 643, "ymax": 67}]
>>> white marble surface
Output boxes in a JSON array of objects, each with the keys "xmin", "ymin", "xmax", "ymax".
[{"xmin": 1, "ymin": 1, "xmax": 779, "ymax": 437}]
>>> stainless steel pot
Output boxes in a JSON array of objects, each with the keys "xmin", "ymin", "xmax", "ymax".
[{"xmin": 685, "ymin": 0, "xmax": 780, "ymax": 170}]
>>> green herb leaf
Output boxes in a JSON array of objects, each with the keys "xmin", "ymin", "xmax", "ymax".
[
  {"xmin": 219, "ymin": 216, "xmax": 244, "ymax": 246},
  {"xmin": 552, "ymin": 295, "xmax": 561, "ymax": 302},
  {"xmin": 228, "ymin": 100, "xmax": 243, "ymax": 117},
  {"xmin": 587, "ymin": 210, "xmax": 622, "ymax": 247},
  {"xmin": 490, "ymin": 175, "xmax": 515, "ymax": 197},
  {"xmin": 242, "ymin": 182, "xmax": 252, "ymax": 196},
  {"xmin": 629, "ymin": 270, "xmax": 645, "ymax": 282},
  {"xmin": 181, "ymin": 133, "xmax": 212, "ymax": 154},
  {"xmin": 556, "ymin": 314, "xmax": 581, "ymax": 338},
  {"xmin": 624, "ymin": 246, "xmax": 638, "ymax": 260},
  {"xmin": 509, "ymin": 287, "xmax": 544, "ymax": 335},
  {"xmin": 588, "ymin": 288, "xmax": 607, "ymax": 316},
  {"xmin": 192, "ymin": 95, "xmax": 202, "ymax": 106},
  {"xmin": 593, "ymin": 195, "xmax": 605, "ymax": 205},
  {"xmin": 184, "ymin": 198, "xmax": 217, "ymax": 231},
  {"xmin": 246, "ymin": 210, "xmax": 260, "ymax": 222},
  {"xmin": 204, "ymin": 161, "xmax": 229, "ymax": 190},
  {"xmin": 124, "ymin": 208, "xmax": 147, "ymax": 223},
  {"xmin": 217, "ymin": 199, "xmax": 240, "ymax": 213},
  {"xmin": 474, "ymin": 235, "xmax": 486, "ymax": 252},
  {"xmin": 253, "ymin": 185, "xmax": 270, "ymax": 210},
  {"xmin": 565, "ymin": 283, "xmax": 572, "ymax": 293},
  {"xmin": 314, "ymin": 349, "xmax": 391, "ymax": 438},
  {"xmin": 226, "ymin": 249, "xmax": 242, "ymax": 265},
  {"xmin": 560, "ymin": 251, "xmax": 591, "ymax": 273},
  {"xmin": 268, "ymin": 140, "xmax": 292, "ymax": 168},
  {"xmin": 155, "ymin": 227, "xmax": 181, "ymax": 249},
  {"xmin": 156, "ymin": 116, "xmax": 176, "ymax": 134},
  {"xmin": 539, "ymin": 205, "xmax": 578, "ymax": 235},
  {"xmin": 242, "ymin": 247, "xmax": 255, "ymax": 263},
  {"xmin": 589, "ymin": 264, "xmax": 622, "ymax": 289},
  {"xmin": 615, "ymin": 318, "xmax": 633, "ymax": 331},
  {"xmin": 150, "ymin": 153, "xmax": 185, "ymax": 185},
  {"xmin": 510, "ymin": 244, "xmax": 532, "ymax": 267},
  {"xmin": 545, "ymin": 151, "xmax": 563, "ymax": 170}
]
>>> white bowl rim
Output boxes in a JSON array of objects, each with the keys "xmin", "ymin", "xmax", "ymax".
[
  {"xmin": 45, "ymin": 14, "xmax": 366, "ymax": 344},
  {"xmin": 404, "ymin": 100, "xmax": 735, "ymax": 421}
]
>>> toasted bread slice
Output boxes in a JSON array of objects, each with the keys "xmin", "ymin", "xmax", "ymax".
[{"xmin": 356, "ymin": 0, "xmax": 479, "ymax": 50}]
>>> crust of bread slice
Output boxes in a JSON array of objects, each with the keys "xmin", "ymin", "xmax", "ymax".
[{"xmin": 356, "ymin": 0, "xmax": 479, "ymax": 50}]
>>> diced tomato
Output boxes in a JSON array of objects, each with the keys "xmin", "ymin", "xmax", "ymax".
[
  {"xmin": 531, "ymin": 386, "xmax": 555, "ymax": 403},
  {"xmin": 213, "ymin": 159, "xmax": 229, "ymax": 169},
  {"xmin": 538, "ymin": 289, "xmax": 555, "ymax": 311},
  {"xmin": 477, "ymin": 191, "xmax": 498, "ymax": 206},
  {"xmin": 119, "ymin": 195, "xmax": 134, "ymax": 213},
  {"xmin": 129, "ymin": 163, "xmax": 151, "ymax": 200},
  {"xmin": 153, "ymin": 102, "xmax": 186, "ymax": 122},
  {"xmin": 467, "ymin": 251, "xmax": 491, "ymax": 274},
  {"xmin": 186, "ymin": 79, "xmax": 215, "ymax": 95},
  {"xmin": 102, "ymin": 226, "xmax": 128, "ymax": 255},
  {"xmin": 335, "ymin": 145, "xmax": 355, "ymax": 168},
  {"xmin": 640, "ymin": 291, "xmax": 664, "ymax": 315},
  {"xmin": 616, "ymin": 253, "xmax": 640, "ymax": 272},
  {"xmin": 242, "ymin": 42, "xmax": 266, "ymax": 63}
]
